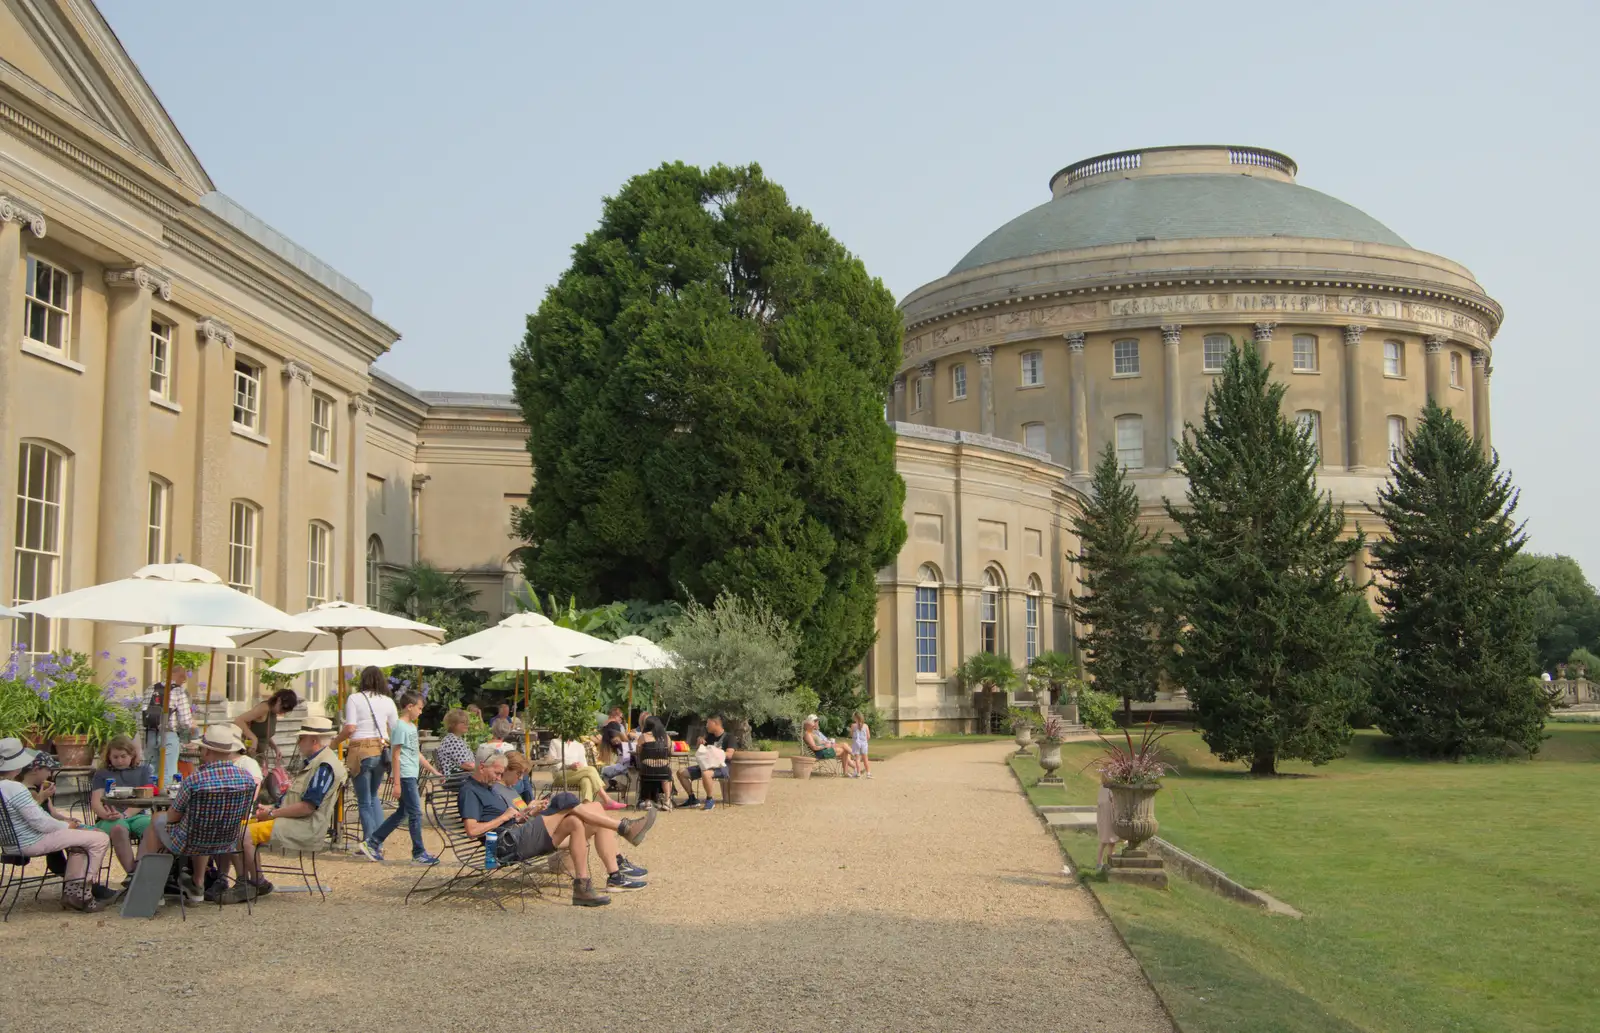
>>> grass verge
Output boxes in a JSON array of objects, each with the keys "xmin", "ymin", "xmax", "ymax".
[{"xmin": 1010, "ymin": 727, "xmax": 1600, "ymax": 1033}]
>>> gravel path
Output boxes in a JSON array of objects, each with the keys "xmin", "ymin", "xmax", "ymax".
[{"xmin": 0, "ymin": 741, "xmax": 1171, "ymax": 1033}]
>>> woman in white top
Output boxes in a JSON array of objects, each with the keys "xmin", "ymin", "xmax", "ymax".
[
  {"xmin": 0, "ymin": 737, "xmax": 113, "ymax": 912},
  {"xmin": 340, "ymin": 666, "xmax": 398, "ymax": 842}
]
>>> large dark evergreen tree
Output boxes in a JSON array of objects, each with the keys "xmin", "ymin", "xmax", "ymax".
[
  {"xmin": 1167, "ymin": 343, "xmax": 1372, "ymax": 774},
  {"xmin": 1368, "ymin": 400, "xmax": 1546, "ymax": 756},
  {"xmin": 510, "ymin": 162, "xmax": 906, "ymax": 700},
  {"xmin": 1071, "ymin": 443, "xmax": 1166, "ymax": 722}
]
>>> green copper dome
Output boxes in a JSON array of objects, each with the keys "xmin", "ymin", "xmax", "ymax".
[{"xmin": 951, "ymin": 147, "xmax": 1409, "ymax": 275}]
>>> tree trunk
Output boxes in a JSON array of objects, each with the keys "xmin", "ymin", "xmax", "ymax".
[
  {"xmin": 1122, "ymin": 693, "xmax": 1132, "ymax": 727},
  {"xmin": 1250, "ymin": 751, "xmax": 1277, "ymax": 776}
]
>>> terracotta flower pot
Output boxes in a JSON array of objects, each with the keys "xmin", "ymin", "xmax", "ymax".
[
  {"xmin": 791, "ymin": 755, "xmax": 816, "ymax": 781},
  {"xmin": 1106, "ymin": 782, "xmax": 1161, "ymax": 852},
  {"xmin": 727, "ymin": 750, "xmax": 779, "ymax": 805},
  {"xmin": 51, "ymin": 734, "xmax": 93, "ymax": 768}
]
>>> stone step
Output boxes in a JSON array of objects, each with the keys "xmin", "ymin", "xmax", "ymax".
[{"xmin": 1044, "ymin": 811, "xmax": 1097, "ymax": 830}]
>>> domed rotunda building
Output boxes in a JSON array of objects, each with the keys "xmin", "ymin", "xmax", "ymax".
[{"xmin": 868, "ymin": 145, "xmax": 1502, "ymax": 732}]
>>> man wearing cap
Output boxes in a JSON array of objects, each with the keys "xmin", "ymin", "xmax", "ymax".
[
  {"xmin": 0, "ymin": 737, "xmax": 115, "ymax": 912},
  {"xmin": 138, "ymin": 726, "xmax": 258, "ymax": 905},
  {"xmin": 236, "ymin": 714, "xmax": 347, "ymax": 894}
]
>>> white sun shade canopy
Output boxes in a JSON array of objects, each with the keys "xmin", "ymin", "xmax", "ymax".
[
  {"xmin": 572, "ymin": 634, "xmax": 675, "ymax": 671},
  {"xmin": 0, "ymin": 603, "xmax": 20, "ymax": 619},
  {"xmin": 229, "ymin": 601, "xmax": 445, "ymax": 653},
  {"xmin": 120, "ymin": 626, "xmax": 301, "ymax": 660},
  {"xmin": 436, "ymin": 612, "xmax": 610, "ymax": 660},
  {"xmin": 14, "ymin": 563, "xmax": 303, "ymax": 631},
  {"xmin": 268, "ymin": 644, "xmax": 487, "ymax": 675}
]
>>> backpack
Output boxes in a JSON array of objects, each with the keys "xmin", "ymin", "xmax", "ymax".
[{"xmin": 142, "ymin": 689, "xmax": 164, "ymax": 731}]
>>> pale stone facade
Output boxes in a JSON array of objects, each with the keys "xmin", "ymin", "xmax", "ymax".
[{"xmin": 0, "ymin": 10, "xmax": 1505, "ymax": 735}]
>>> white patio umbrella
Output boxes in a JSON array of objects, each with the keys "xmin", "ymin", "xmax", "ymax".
[
  {"xmin": 0, "ymin": 603, "xmax": 20, "ymax": 619},
  {"xmin": 572, "ymin": 635, "xmax": 675, "ymax": 731},
  {"xmin": 267, "ymin": 644, "xmax": 486, "ymax": 675},
  {"xmin": 438, "ymin": 613, "xmax": 609, "ymax": 754},
  {"xmin": 14, "ymin": 562, "xmax": 304, "ymax": 789},
  {"xmin": 230, "ymin": 601, "xmax": 445, "ymax": 708},
  {"xmin": 120, "ymin": 626, "xmax": 302, "ymax": 736}
]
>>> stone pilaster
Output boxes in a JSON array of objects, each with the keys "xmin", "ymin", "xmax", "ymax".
[
  {"xmin": 918, "ymin": 361, "xmax": 935, "ymax": 425},
  {"xmin": 97, "ymin": 265, "xmax": 172, "ymax": 658},
  {"xmin": 0, "ymin": 195, "xmax": 47, "ymax": 604},
  {"xmin": 1471, "ymin": 352, "xmax": 1492, "ymax": 447},
  {"xmin": 1066, "ymin": 333, "xmax": 1088, "ymax": 475},
  {"xmin": 1342, "ymin": 325, "xmax": 1366, "ymax": 470},
  {"xmin": 1425, "ymin": 336, "xmax": 1448, "ymax": 405},
  {"xmin": 973, "ymin": 346, "xmax": 995, "ymax": 436},
  {"xmin": 891, "ymin": 375, "xmax": 906, "ymax": 423},
  {"xmin": 190, "ymin": 318, "xmax": 235, "ymax": 572},
  {"xmin": 1161, "ymin": 324, "xmax": 1181, "ymax": 469},
  {"xmin": 277, "ymin": 360, "xmax": 313, "ymax": 611},
  {"xmin": 346, "ymin": 395, "xmax": 373, "ymax": 602},
  {"xmin": 410, "ymin": 472, "xmax": 431, "ymax": 565}
]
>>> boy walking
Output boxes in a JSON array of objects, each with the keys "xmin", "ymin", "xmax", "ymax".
[{"xmin": 361, "ymin": 691, "xmax": 441, "ymax": 864}]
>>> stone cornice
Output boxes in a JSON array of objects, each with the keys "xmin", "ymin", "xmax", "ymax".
[
  {"xmin": 0, "ymin": 193, "xmax": 46, "ymax": 237},
  {"xmin": 104, "ymin": 265, "xmax": 173, "ymax": 300}
]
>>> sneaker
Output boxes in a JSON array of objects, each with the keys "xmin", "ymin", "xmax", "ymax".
[
  {"xmin": 606, "ymin": 871, "xmax": 647, "ymax": 891},
  {"xmin": 683, "ymin": 795, "xmax": 699, "ymax": 807},
  {"xmin": 413, "ymin": 852, "xmax": 440, "ymax": 866},
  {"xmin": 616, "ymin": 855, "xmax": 648, "ymax": 877},
  {"xmin": 357, "ymin": 840, "xmax": 384, "ymax": 863},
  {"xmin": 218, "ymin": 882, "xmax": 258, "ymax": 905},
  {"xmin": 620, "ymin": 809, "xmax": 657, "ymax": 847},
  {"xmin": 864, "ymin": 772, "xmax": 873, "ymax": 779},
  {"xmin": 251, "ymin": 879, "xmax": 274, "ymax": 896},
  {"xmin": 90, "ymin": 884, "xmax": 120, "ymax": 902},
  {"xmin": 703, "ymin": 797, "xmax": 714, "ymax": 811},
  {"xmin": 571, "ymin": 877, "xmax": 612, "ymax": 908},
  {"xmin": 602, "ymin": 800, "xmax": 627, "ymax": 811},
  {"xmin": 181, "ymin": 888, "xmax": 206, "ymax": 906}
]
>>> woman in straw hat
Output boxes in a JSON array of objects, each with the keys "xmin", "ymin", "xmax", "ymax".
[{"xmin": 0, "ymin": 737, "xmax": 116, "ymax": 912}]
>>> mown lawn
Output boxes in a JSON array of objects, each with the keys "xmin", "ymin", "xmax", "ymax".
[{"xmin": 1011, "ymin": 727, "xmax": 1600, "ymax": 1033}]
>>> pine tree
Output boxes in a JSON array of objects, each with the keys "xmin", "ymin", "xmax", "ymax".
[
  {"xmin": 1071, "ymin": 443, "xmax": 1166, "ymax": 722},
  {"xmin": 1368, "ymin": 400, "xmax": 1546, "ymax": 756},
  {"xmin": 1166, "ymin": 343, "xmax": 1372, "ymax": 775}
]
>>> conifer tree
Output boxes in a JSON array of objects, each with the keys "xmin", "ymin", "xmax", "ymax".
[
  {"xmin": 1071, "ymin": 443, "xmax": 1165, "ymax": 722},
  {"xmin": 1368, "ymin": 400, "xmax": 1546, "ymax": 756},
  {"xmin": 1166, "ymin": 343, "xmax": 1371, "ymax": 774}
]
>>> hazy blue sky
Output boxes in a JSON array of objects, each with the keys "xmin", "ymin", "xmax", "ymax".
[{"xmin": 102, "ymin": 1, "xmax": 1599, "ymax": 575}]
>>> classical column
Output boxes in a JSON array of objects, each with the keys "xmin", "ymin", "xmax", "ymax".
[
  {"xmin": 1066, "ymin": 333, "xmax": 1088, "ymax": 475},
  {"xmin": 1424, "ymin": 336, "xmax": 1448, "ymax": 404},
  {"xmin": 1161, "ymin": 324, "xmax": 1182, "ymax": 469},
  {"xmin": 346, "ymin": 395, "xmax": 373, "ymax": 602},
  {"xmin": 973, "ymin": 346, "xmax": 995, "ymax": 436},
  {"xmin": 0, "ymin": 195, "xmax": 47, "ymax": 602},
  {"xmin": 1471, "ymin": 352, "xmax": 1492, "ymax": 447},
  {"xmin": 890, "ymin": 375, "xmax": 906, "ymax": 423},
  {"xmin": 1252, "ymin": 321, "xmax": 1277, "ymax": 350},
  {"xmin": 410, "ymin": 473, "xmax": 430, "ymax": 564},
  {"xmin": 277, "ymin": 360, "xmax": 313, "ymax": 610},
  {"xmin": 190, "ymin": 318, "xmax": 236, "ymax": 571},
  {"xmin": 918, "ymin": 361, "xmax": 936, "ymax": 425},
  {"xmin": 1342, "ymin": 325, "xmax": 1367, "ymax": 471},
  {"xmin": 97, "ymin": 265, "xmax": 172, "ymax": 658}
]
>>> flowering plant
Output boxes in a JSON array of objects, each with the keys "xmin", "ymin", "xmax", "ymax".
[
  {"xmin": 0, "ymin": 646, "xmax": 45, "ymax": 741},
  {"xmin": 18, "ymin": 649, "xmax": 141, "ymax": 747},
  {"xmin": 1091, "ymin": 721, "xmax": 1178, "ymax": 788}
]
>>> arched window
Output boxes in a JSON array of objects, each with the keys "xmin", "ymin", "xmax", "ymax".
[
  {"xmin": 1025, "ymin": 574, "xmax": 1043, "ymax": 664},
  {"xmin": 915, "ymin": 564, "xmax": 940, "ymax": 675},
  {"xmin": 13, "ymin": 441, "xmax": 69, "ymax": 656},
  {"xmin": 980, "ymin": 567, "xmax": 1004, "ymax": 654},
  {"xmin": 1115, "ymin": 415, "xmax": 1144, "ymax": 470},
  {"xmin": 367, "ymin": 535, "xmax": 384, "ymax": 606}
]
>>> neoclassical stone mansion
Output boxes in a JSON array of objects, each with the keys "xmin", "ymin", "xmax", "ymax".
[{"xmin": 0, "ymin": 3, "xmax": 1502, "ymax": 732}]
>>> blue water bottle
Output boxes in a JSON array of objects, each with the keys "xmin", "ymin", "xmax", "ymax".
[
  {"xmin": 104, "ymin": 779, "xmax": 115, "ymax": 795},
  {"xmin": 483, "ymin": 831, "xmax": 499, "ymax": 869}
]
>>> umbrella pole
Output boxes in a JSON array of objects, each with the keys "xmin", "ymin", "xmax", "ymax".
[
  {"xmin": 626, "ymin": 670, "xmax": 635, "ymax": 734},
  {"xmin": 334, "ymin": 630, "xmax": 348, "ymax": 837},
  {"xmin": 201, "ymin": 647, "xmax": 218, "ymax": 736},
  {"xmin": 157, "ymin": 625, "xmax": 177, "ymax": 793},
  {"xmin": 522, "ymin": 658, "xmax": 531, "ymax": 756}
]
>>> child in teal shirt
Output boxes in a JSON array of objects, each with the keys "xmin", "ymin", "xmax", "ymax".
[{"xmin": 362, "ymin": 691, "xmax": 441, "ymax": 864}]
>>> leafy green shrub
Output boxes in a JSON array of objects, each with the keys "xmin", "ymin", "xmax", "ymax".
[
  {"xmin": 1076, "ymin": 688, "xmax": 1119, "ymax": 731},
  {"xmin": 1008, "ymin": 706, "xmax": 1045, "ymax": 732},
  {"xmin": 655, "ymin": 592, "xmax": 801, "ymax": 749},
  {"xmin": 529, "ymin": 670, "xmax": 603, "ymax": 741}
]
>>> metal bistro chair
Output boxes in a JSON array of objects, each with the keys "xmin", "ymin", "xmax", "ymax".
[
  {"xmin": 406, "ymin": 782, "xmax": 563, "ymax": 911},
  {"xmin": 162, "ymin": 784, "xmax": 257, "ymax": 921},
  {"xmin": 0, "ymin": 793, "xmax": 85, "ymax": 920}
]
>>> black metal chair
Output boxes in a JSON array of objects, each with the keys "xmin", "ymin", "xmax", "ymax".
[
  {"xmin": 156, "ymin": 785, "xmax": 256, "ymax": 920},
  {"xmin": 255, "ymin": 843, "xmax": 326, "ymax": 901},
  {"xmin": 0, "ymin": 792, "xmax": 86, "ymax": 920}
]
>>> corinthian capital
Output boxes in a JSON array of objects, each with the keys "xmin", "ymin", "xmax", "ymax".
[
  {"xmin": 0, "ymin": 195, "xmax": 46, "ymax": 238},
  {"xmin": 1252, "ymin": 321, "xmax": 1277, "ymax": 343},
  {"xmin": 1425, "ymin": 335, "xmax": 1448, "ymax": 353},
  {"xmin": 972, "ymin": 345, "xmax": 994, "ymax": 367},
  {"xmin": 1343, "ymin": 325, "xmax": 1366, "ymax": 346},
  {"xmin": 1160, "ymin": 324, "xmax": 1182, "ymax": 346},
  {"xmin": 104, "ymin": 265, "xmax": 173, "ymax": 301},
  {"xmin": 1064, "ymin": 332, "xmax": 1085, "ymax": 354},
  {"xmin": 918, "ymin": 361, "xmax": 935, "ymax": 379}
]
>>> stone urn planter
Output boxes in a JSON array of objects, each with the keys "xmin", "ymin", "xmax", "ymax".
[
  {"xmin": 50, "ymin": 735, "xmax": 93, "ymax": 768},
  {"xmin": 1035, "ymin": 740, "xmax": 1064, "ymax": 785},
  {"xmin": 791, "ymin": 755, "xmax": 816, "ymax": 780},
  {"xmin": 727, "ymin": 750, "xmax": 779, "ymax": 805},
  {"xmin": 1107, "ymin": 782, "xmax": 1161, "ymax": 852},
  {"xmin": 1012, "ymin": 723, "xmax": 1034, "ymax": 754}
]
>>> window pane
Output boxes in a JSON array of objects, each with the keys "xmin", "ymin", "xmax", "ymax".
[
  {"xmin": 1388, "ymin": 417, "xmax": 1406, "ymax": 462},
  {"xmin": 14, "ymin": 443, "xmax": 65, "ymax": 655},
  {"xmin": 1384, "ymin": 341, "xmax": 1402, "ymax": 376},
  {"xmin": 1115, "ymin": 416, "xmax": 1144, "ymax": 470},
  {"xmin": 915, "ymin": 585, "xmax": 938, "ymax": 674},
  {"xmin": 1293, "ymin": 335, "xmax": 1317, "ymax": 371},
  {"xmin": 1021, "ymin": 351, "xmax": 1043, "ymax": 385},
  {"xmin": 1203, "ymin": 335, "xmax": 1229, "ymax": 372},
  {"xmin": 1113, "ymin": 339, "xmax": 1140, "ymax": 375},
  {"xmin": 953, "ymin": 364, "xmax": 966, "ymax": 399}
]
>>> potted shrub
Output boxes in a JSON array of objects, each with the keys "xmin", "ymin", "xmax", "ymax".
[
  {"xmin": 656, "ymin": 593, "xmax": 800, "ymax": 805},
  {"xmin": 1028, "ymin": 651, "xmax": 1084, "ymax": 723},
  {"xmin": 956, "ymin": 652, "xmax": 1018, "ymax": 735},
  {"xmin": 529, "ymin": 671, "xmax": 603, "ymax": 790},
  {"xmin": 1095, "ymin": 722, "xmax": 1177, "ymax": 858},
  {"xmin": 37, "ymin": 651, "xmax": 139, "ymax": 766},
  {"xmin": 1035, "ymin": 715, "xmax": 1070, "ymax": 784},
  {"xmin": 0, "ymin": 646, "xmax": 46, "ymax": 745}
]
